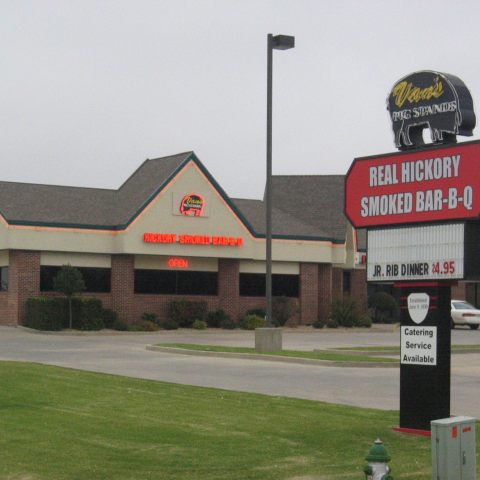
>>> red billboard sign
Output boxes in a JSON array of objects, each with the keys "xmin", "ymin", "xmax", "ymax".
[{"xmin": 345, "ymin": 141, "xmax": 480, "ymax": 227}]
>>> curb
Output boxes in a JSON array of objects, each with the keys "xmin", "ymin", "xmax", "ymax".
[{"xmin": 146, "ymin": 345, "xmax": 399, "ymax": 368}]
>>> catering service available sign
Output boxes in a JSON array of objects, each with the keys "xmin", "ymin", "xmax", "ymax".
[{"xmin": 345, "ymin": 141, "xmax": 480, "ymax": 228}]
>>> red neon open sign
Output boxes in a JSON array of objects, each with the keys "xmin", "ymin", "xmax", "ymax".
[{"xmin": 168, "ymin": 258, "xmax": 189, "ymax": 269}]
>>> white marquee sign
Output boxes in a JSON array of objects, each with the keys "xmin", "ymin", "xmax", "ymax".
[{"xmin": 367, "ymin": 223, "xmax": 464, "ymax": 281}]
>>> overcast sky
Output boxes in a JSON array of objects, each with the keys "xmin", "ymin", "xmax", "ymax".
[{"xmin": 3, "ymin": 0, "xmax": 480, "ymax": 199}]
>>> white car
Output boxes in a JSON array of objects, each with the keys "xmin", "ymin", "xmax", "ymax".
[{"xmin": 451, "ymin": 300, "xmax": 480, "ymax": 330}]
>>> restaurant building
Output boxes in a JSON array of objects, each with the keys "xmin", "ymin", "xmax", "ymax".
[{"xmin": 0, "ymin": 152, "xmax": 367, "ymax": 326}]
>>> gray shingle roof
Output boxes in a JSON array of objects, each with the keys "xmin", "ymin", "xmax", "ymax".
[
  {"xmin": 0, "ymin": 152, "xmax": 364, "ymax": 248},
  {"xmin": 0, "ymin": 152, "xmax": 191, "ymax": 228},
  {"xmin": 231, "ymin": 198, "xmax": 335, "ymax": 240}
]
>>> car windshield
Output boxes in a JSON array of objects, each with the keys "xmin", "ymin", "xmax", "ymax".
[{"xmin": 452, "ymin": 301, "xmax": 476, "ymax": 310}]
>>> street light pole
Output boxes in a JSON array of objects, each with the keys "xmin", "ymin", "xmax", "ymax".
[{"xmin": 266, "ymin": 33, "xmax": 295, "ymax": 328}]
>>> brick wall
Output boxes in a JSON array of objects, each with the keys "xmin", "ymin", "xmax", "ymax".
[
  {"xmin": 218, "ymin": 259, "xmax": 240, "ymax": 321},
  {"xmin": 7, "ymin": 250, "xmax": 40, "ymax": 325},
  {"xmin": 299, "ymin": 263, "xmax": 319, "ymax": 325},
  {"xmin": 452, "ymin": 282, "xmax": 467, "ymax": 301},
  {"xmin": 350, "ymin": 269, "xmax": 367, "ymax": 312},
  {"xmin": 0, "ymin": 293, "xmax": 10, "ymax": 325},
  {"xmin": 318, "ymin": 264, "xmax": 333, "ymax": 323},
  {"xmin": 332, "ymin": 268, "xmax": 343, "ymax": 300},
  {"xmin": 111, "ymin": 255, "xmax": 135, "ymax": 323}
]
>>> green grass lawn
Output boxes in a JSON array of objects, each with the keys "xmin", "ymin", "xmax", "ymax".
[
  {"xmin": 1, "ymin": 361, "xmax": 478, "ymax": 480},
  {"xmin": 156, "ymin": 343, "xmax": 398, "ymax": 363}
]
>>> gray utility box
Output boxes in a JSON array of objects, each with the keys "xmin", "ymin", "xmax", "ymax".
[{"xmin": 431, "ymin": 416, "xmax": 476, "ymax": 480}]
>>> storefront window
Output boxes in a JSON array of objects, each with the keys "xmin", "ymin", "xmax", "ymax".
[
  {"xmin": 239, "ymin": 273, "xmax": 299, "ymax": 297},
  {"xmin": 0, "ymin": 267, "xmax": 8, "ymax": 291},
  {"xmin": 40, "ymin": 266, "xmax": 111, "ymax": 293},
  {"xmin": 134, "ymin": 270, "xmax": 218, "ymax": 295},
  {"xmin": 343, "ymin": 271, "xmax": 351, "ymax": 294}
]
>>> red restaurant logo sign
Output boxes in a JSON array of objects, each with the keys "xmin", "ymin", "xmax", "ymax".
[
  {"xmin": 144, "ymin": 232, "xmax": 243, "ymax": 247},
  {"xmin": 180, "ymin": 193, "xmax": 205, "ymax": 216},
  {"xmin": 345, "ymin": 141, "xmax": 480, "ymax": 228}
]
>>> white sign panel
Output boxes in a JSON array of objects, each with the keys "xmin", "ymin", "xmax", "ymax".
[
  {"xmin": 367, "ymin": 223, "xmax": 464, "ymax": 281},
  {"xmin": 407, "ymin": 293, "xmax": 430, "ymax": 324},
  {"xmin": 401, "ymin": 326, "xmax": 437, "ymax": 365}
]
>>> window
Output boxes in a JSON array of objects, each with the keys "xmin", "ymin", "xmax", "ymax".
[
  {"xmin": 134, "ymin": 270, "xmax": 218, "ymax": 295},
  {"xmin": 343, "ymin": 271, "xmax": 351, "ymax": 294},
  {"xmin": 40, "ymin": 266, "xmax": 111, "ymax": 293},
  {"xmin": 239, "ymin": 273, "xmax": 299, "ymax": 297},
  {"xmin": 0, "ymin": 267, "xmax": 8, "ymax": 291}
]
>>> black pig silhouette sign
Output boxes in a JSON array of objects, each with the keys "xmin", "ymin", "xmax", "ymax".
[{"xmin": 387, "ymin": 71, "xmax": 476, "ymax": 150}]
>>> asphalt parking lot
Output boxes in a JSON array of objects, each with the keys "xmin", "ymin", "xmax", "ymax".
[{"xmin": 1, "ymin": 325, "xmax": 479, "ymax": 418}]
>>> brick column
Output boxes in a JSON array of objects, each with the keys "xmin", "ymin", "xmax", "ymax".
[
  {"xmin": 350, "ymin": 269, "xmax": 368, "ymax": 312},
  {"xmin": 332, "ymin": 267, "xmax": 344, "ymax": 300},
  {"xmin": 299, "ymin": 263, "xmax": 319, "ymax": 325},
  {"xmin": 111, "ymin": 254, "xmax": 135, "ymax": 323},
  {"xmin": 452, "ymin": 282, "xmax": 467, "ymax": 301},
  {"xmin": 7, "ymin": 250, "xmax": 41, "ymax": 325},
  {"xmin": 218, "ymin": 258, "xmax": 239, "ymax": 321},
  {"xmin": 318, "ymin": 264, "xmax": 333, "ymax": 323}
]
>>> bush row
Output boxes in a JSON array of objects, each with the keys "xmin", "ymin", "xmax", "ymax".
[
  {"xmin": 313, "ymin": 297, "xmax": 372, "ymax": 329},
  {"xmin": 25, "ymin": 297, "xmax": 110, "ymax": 331},
  {"xmin": 28, "ymin": 295, "xmax": 386, "ymax": 332}
]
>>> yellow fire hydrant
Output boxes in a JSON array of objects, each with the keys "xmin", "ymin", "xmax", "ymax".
[{"xmin": 363, "ymin": 438, "xmax": 394, "ymax": 480}]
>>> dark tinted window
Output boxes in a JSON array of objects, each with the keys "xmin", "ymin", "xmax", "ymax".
[
  {"xmin": 239, "ymin": 273, "xmax": 299, "ymax": 297},
  {"xmin": 0, "ymin": 267, "xmax": 8, "ymax": 291},
  {"xmin": 135, "ymin": 270, "xmax": 217, "ymax": 295},
  {"xmin": 40, "ymin": 266, "xmax": 111, "ymax": 293},
  {"xmin": 134, "ymin": 269, "xmax": 176, "ymax": 294},
  {"xmin": 343, "ymin": 271, "xmax": 351, "ymax": 294}
]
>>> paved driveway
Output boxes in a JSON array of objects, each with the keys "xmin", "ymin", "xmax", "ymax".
[{"xmin": 1, "ymin": 325, "xmax": 479, "ymax": 418}]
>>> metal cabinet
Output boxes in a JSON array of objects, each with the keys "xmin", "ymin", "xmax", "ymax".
[{"xmin": 431, "ymin": 416, "xmax": 476, "ymax": 480}]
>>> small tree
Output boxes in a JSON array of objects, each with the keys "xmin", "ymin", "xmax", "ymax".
[{"xmin": 53, "ymin": 264, "xmax": 86, "ymax": 329}]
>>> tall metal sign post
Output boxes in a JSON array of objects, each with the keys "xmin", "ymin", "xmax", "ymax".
[{"xmin": 345, "ymin": 71, "xmax": 478, "ymax": 432}]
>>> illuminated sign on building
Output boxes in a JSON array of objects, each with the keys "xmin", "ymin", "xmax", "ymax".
[
  {"xmin": 143, "ymin": 232, "xmax": 243, "ymax": 247},
  {"xmin": 345, "ymin": 142, "xmax": 480, "ymax": 228},
  {"xmin": 180, "ymin": 193, "xmax": 205, "ymax": 216},
  {"xmin": 168, "ymin": 257, "xmax": 189, "ymax": 268}
]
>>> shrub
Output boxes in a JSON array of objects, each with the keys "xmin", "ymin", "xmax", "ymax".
[
  {"xmin": 25, "ymin": 297, "xmax": 66, "ymax": 331},
  {"xmin": 24, "ymin": 297, "xmax": 104, "ymax": 331},
  {"xmin": 272, "ymin": 296, "xmax": 296, "ymax": 326},
  {"xmin": 357, "ymin": 314, "xmax": 373, "ymax": 328},
  {"xmin": 113, "ymin": 319, "xmax": 129, "ymax": 331},
  {"xmin": 53, "ymin": 264, "xmax": 86, "ymax": 329},
  {"xmin": 368, "ymin": 292, "xmax": 398, "ymax": 324},
  {"xmin": 74, "ymin": 298, "xmax": 104, "ymax": 331},
  {"xmin": 128, "ymin": 323, "xmax": 145, "ymax": 332},
  {"xmin": 130, "ymin": 320, "xmax": 158, "ymax": 332},
  {"xmin": 162, "ymin": 319, "xmax": 179, "ymax": 330},
  {"xmin": 206, "ymin": 309, "xmax": 230, "ymax": 328},
  {"xmin": 246, "ymin": 308, "xmax": 265, "ymax": 318},
  {"xmin": 141, "ymin": 312, "xmax": 158, "ymax": 325},
  {"xmin": 169, "ymin": 300, "xmax": 207, "ymax": 328},
  {"xmin": 219, "ymin": 317, "xmax": 236, "ymax": 329},
  {"xmin": 326, "ymin": 318, "xmax": 339, "ymax": 328},
  {"xmin": 68, "ymin": 298, "xmax": 104, "ymax": 331},
  {"xmin": 312, "ymin": 319, "xmax": 326, "ymax": 329},
  {"xmin": 102, "ymin": 308, "xmax": 118, "ymax": 329},
  {"xmin": 330, "ymin": 297, "xmax": 359, "ymax": 328},
  {"xmin": 192, "ymin": 319, "xmax": 207, "ymax": 330},
  {"xmin": 239, "ymin": 314, "xmax": 265, "ymax": 330}
]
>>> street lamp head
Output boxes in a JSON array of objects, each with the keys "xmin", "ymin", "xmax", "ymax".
[{"xmin": 272, "ymin": 34, "xmax": 295, "ymax": 50}]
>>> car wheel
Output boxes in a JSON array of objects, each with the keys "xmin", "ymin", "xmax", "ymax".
[
  {"xmin": 451, "ymin": 319, "xmax": 455, "ymax": 329},
  {"xmin": 469, "ymin": 324, "xmax": 479, "ymax": 330}
]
